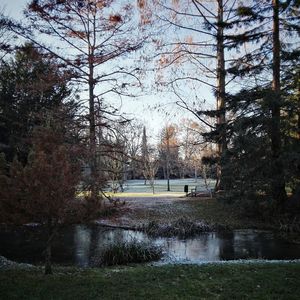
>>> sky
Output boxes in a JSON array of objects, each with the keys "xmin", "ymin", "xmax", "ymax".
[{"xmin": 1, "ymin": 0, "xmax": 215, "ymax": 142}]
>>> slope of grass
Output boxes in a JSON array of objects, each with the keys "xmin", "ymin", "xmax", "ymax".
[
  {"xmin": 128, "ymin": 198, "xmax": 269, "ymax": 230},
  {"xmin": 1, "ymin": 263, "xmax": 300, "ymax": 299}
]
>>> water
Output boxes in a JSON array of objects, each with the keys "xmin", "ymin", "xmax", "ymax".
[{"xmin": 1, "ymin": 225, "xmax": 300, "ymax": 266}]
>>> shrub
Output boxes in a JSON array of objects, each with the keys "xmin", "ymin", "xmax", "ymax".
[
  {"xmin": 141, "ymin": 217, "xmax": 211, "ymax": 238},
  {"xmin": 91, "ymin": 239, "xmax": 163, "ymax": 267}
]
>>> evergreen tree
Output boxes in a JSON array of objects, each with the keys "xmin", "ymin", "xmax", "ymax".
[
  {"xmin": 223, "ymin": 0, "xmax": 300, "ymax": 212},
  {"xmin": 0, "ymin": 44, "xmax": 71, "ymax": 163},
  {"xmin": 0, "ymin": 112, "xmax": 82, "ymax": 274}
]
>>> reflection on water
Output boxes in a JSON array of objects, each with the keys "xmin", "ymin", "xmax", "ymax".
[
  {"xmin": 1, "ymin": 225, "xmax": 300, "ymax": 266},
  {"xmin": 74, "ymin": 226, "xmax": 91, "ymax": 267},
  {"xmin": 158, "ymin": 234, "xmax": 220, "ymax": 262}
]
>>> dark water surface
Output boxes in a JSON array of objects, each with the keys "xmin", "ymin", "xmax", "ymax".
[{"xmin": 1, "ymin": 225, "xmax": 300, "ymax": 266}]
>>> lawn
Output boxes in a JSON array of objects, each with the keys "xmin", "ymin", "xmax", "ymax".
[
  {"xmin": 1, "ymin": 263, "xmax": 300, "ymax": 299},
  {"xmin": 105, "ymin": 178, "xmax": 215, "ymax": 197},
  {"xmin": 117, "ymin": 197, "xmax": 271, "ymax": 230},
  {"xmin": 103, "ymin": 179, "xmax": 271, "ymax": 230}
]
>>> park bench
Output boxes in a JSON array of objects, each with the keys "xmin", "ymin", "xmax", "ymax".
[
  {"xmin": 190, "ymin": 185, "xmax": 213, "ymax": 197},
  {"xmin": 190, "ymin": 186, "xmax": 202, "ymax": 197}
]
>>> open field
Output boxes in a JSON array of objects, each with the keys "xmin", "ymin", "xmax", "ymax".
[
  {"xmin": 105, "ymin": 178, "xmax": 215, "ymax": 197},
  {"xmin": 1, "ymin": 263, "xmax": 300, "ymax": 299}
]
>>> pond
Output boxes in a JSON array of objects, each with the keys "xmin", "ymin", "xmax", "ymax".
[{"xmin": 1, "ymin": 225, "xmax": 300, "ymax": 266}]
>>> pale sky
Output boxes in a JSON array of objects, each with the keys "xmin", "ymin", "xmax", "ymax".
[{"xmin": 1, "ymin": 0, "xmax": 214, "ymax": 142}]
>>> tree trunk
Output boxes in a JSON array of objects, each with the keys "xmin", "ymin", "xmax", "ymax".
[
  {"xmin": 45, "ymin": 219, "xmax": 54, "ymax": 275},
  {"xmin": 166, "ymin": 128, "xmax": 171, "ymax": 191},
  {"xmin": 88, "ymin": 47, "xmax": 98, "ymax": 200},
  {"xmin": 215, "ymin": 0, "xmax": 226, "ymax": 191},
  {"xmin": 166, "ymin": 157, "xmax": 170, "ymax": 191},
  {"xmin": 151, "ymin": 179, "xmax": 155, "ymax": 194},
  {"xmin": 271, "ymin": 0, "xmax": 286, "ymax": 208},
  {"xmin": 298, "ymin": 109, "xmax": 300, "ymax": 140},
  {"xmin": 45, "ymin": 241, "xmax": 52, "ymax": 275}
]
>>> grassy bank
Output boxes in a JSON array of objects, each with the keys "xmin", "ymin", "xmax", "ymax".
[
  {"xmin": 1, "ymin": 263, "xmax": 300, "ymax": 299},
  {"xmin": 128, "ymin": 198, "xmax": 270, "ymax": 230},
  {"xmin": 126, "ymin": 197, "xmax": 300, "ymax": 242}
]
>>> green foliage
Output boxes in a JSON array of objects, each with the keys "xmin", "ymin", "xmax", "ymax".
[
  {"xmin": 237, "ymin": 6, "xmax": 256, "ymax": 17},
  {"xmin": 220, "ymin": 89, "xmax": 274, "ymax": 212},
  {"xmin": 221, "ymin": 75, "xmax": 300, "ymax": 214},
  {"xmin": 0, "ymin": 43, "xmax": 72, "ymax": 163},
  {"xmin": 1, "ymin": 264, "xmax": 300, "ymax": 299},
  {"xmin": 0, "ymin": 113, "xmax": 89, "ymax": 274},
  {"xmin": 218, "ymin": 0, "xmax": 300, "ymax": 214},
  {"xmin": 0, "ymin": 122, "xmax": 82, "ymax": 224},
  {"xmin": 281, "ymin": 66, "xmax": 300, "ymax": 200}
]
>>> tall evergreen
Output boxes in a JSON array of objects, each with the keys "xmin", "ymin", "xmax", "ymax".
[
  {"xmin": 0, "ymin": 44, "xmax": 71, "ymax": 163},
  {"xmin": 222, "ymin": 0, "xmax": 300, "ymax": 212}
]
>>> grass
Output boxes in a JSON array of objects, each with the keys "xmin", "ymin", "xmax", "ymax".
[
  {"xmin": 105, "ymin": 178, "xmax": 215, "ymax": 195},
  {"xmin": 141, "ymin": 217, "xmax": 211, "ymax": 238},
  {"xmin": 105, "ymin": 192, "xmax": 185, "ymax": 198},
  {"xmin": 1, "ymin": 263, "xmax": 300, "ymax": 299},
  {"xmin": 91, "ymin": 240, "xmax": 163, "ymax": 266},
  {"xmin": 128, "ymin": 198, "xmax": 270, "ymax": 230}
]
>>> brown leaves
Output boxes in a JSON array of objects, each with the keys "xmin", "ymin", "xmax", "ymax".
[
  {"xmin": 137, "ymin": 0, "xmax": 152, "ymax": 25},
  {"xmin": 159, "ymin": 54, "xmax": 170, "ymax": 66},
  {"xmin": 137, "ymin": 0, "xmax": 146, "ymax": 9},
  {"xmin": 109, "ymin": 14, "xmax": 122, "ymax": 24},
  {"xmin": 28, "ymin": 1, "xmax": 43, "ymax": 13},
  {"xmin": 67, "ymin": 30, "xmax": 86, "ymax": 39},
  {"xmin": 95, "ymin": 1, "xmax": 107, "ymax": 9},
  {"xmin": 0, "ymin": 157, "xmax": 30, "ymax": 224},
  {"xmin": 0, "ymin": 123, "xmax": 82, "ymax": 224}
]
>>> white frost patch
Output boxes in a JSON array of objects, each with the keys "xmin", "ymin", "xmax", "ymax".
[
  {"xmin": 152, "ymin": 258, "xmax": 300, "ymax": 266},
  {"xmin": 24, "ymin": 223, "xmax": 41, "ymax": 227},
  {"xmin": 0, "ymin": 255, "xmax": 35, "ymax": 270}
]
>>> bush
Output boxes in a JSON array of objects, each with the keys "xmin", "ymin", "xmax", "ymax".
[
  {"xmin": 91, "ymin": 239, "xmax": 163, "ymax": 267},
  {"xmin": 278, "ymin": 216, "xmax": 300, "ymax": 233},
  {"xmin": 141, "ymin": 218, "xmax": 211, "ymax": 238}
]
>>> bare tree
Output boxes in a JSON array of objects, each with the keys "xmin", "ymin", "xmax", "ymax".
[
  {"xmin": 141, "ymin": 126, "xmax": 150, "ymax": 184},
  {"xmin": 143, "ymin": 147, "xmax": 159, "ymax": 194},
  {"xmin": 178, "ymin": 119, "xmax": 205, "ymax": 180},
  {"xmin": 122, "ymin": 120, "xmax": 144, "ymax": 180},
  {"xmin": 104, "ymin": 145, "xmax": 127, "ymax": 193},
  {"xmin": 102, "ymin": 124, "xmax": 128, "ymax": 193},
  {"xmin": 144, "ymin": 0, "xmax": 241, "ymax": 190},
  {"xmin": 6, "ymin": 0, "xmax": 146, "ymax": 199},
  {"xmin": 158, "ymin": 124, "xmax": 180, "ymax": 191},
  {"xmin": 0, "ymin": 11, "xmax": 13, "ymax": 60}
]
